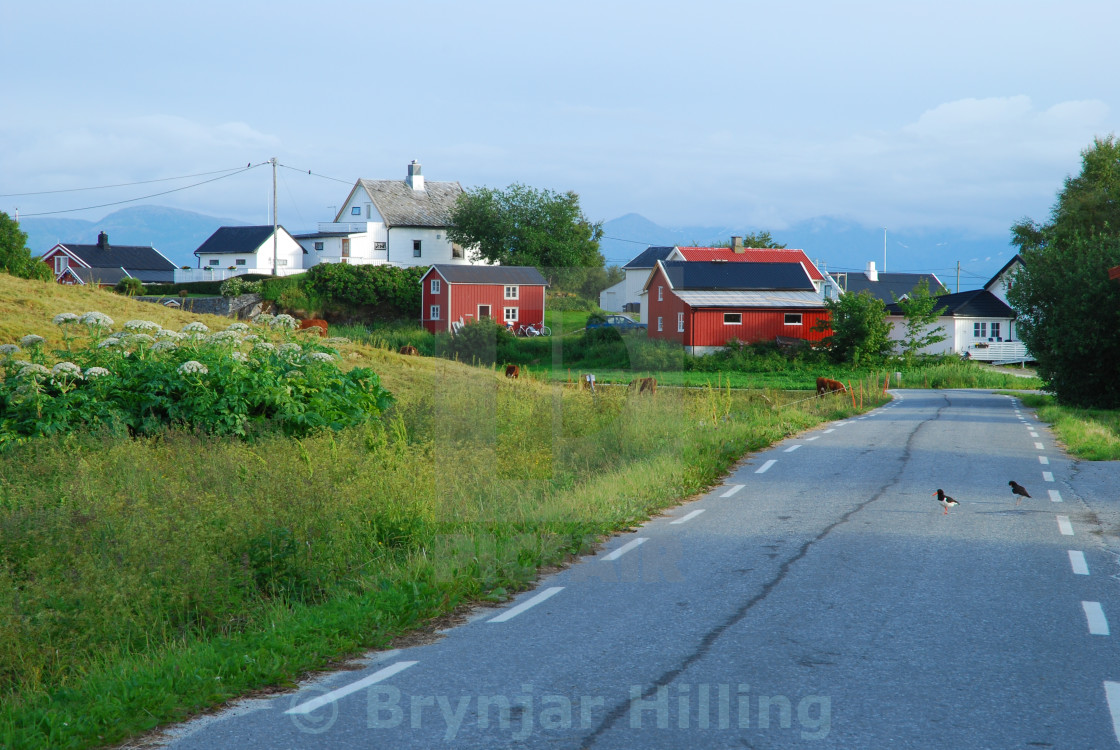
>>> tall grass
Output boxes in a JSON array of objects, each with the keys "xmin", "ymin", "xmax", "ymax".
[{"xmin": 1015, "ymin": 393, "xmax": 1120, "ymax": 460}]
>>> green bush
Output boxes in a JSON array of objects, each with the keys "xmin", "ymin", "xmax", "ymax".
[
  {"xmin": 303, "ymin": 264, "xmax": 427, "ymax": 318},
  {"xmin": 220, "ymin": 277, "xmax": 264, "ymax": 297},
  {"xmin": 434, "ymin": 318, "xmax": 512, "ymax": 366},
  {"xmin": 113, "ymin": 277, "xmax": 145, "ymax": 297}
]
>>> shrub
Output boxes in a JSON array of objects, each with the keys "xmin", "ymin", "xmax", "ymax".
[
  {"xmin": 114, "ymin": 277, "xmax": 145, "ymax": 297},
  {"xmin": 220, "ymin": 276, "xmax": 264, "ymax": 297},
  {"xmin": 434, "ymin": 318, "xmax": 512, "ymax": 366}
]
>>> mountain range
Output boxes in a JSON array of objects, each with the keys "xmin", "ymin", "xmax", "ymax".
[{"xmin": 19, "ymin": 205, "xmax": 1017, "ymax": 292}]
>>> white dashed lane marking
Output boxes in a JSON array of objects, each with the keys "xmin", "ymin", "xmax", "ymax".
[
  {"xmin": 488, "ymin": 587, "xmax": 564, "ymax": 623},
  {"xmin": 1049, "ymin": 490, "xmax": 1063, "ymax": 503},
  {"xmin": 1043, "ymin": 472, "xmax": 1055, "ymax": 482},
  {"xmin": 1058, "ymin": 516, "xmax": 1074, "ymax": 536},
  {"xmin": 285, "ymin": 660, "xmax": 417, "ymax": 715},
  {"xmin": 670, "ymin": 509, "xmax": 706, "ymax": 525},
  {"xmin": 1069, "ymin": 550, "xmax": 1089, "ymax": 575},
  {"xmin": 755, "ymin": 460, "xmax": 777, "ymax": 474},
  {"xmin": 602, "ymin": 538, "xmax": 647, "ymax": 561},
  {"xmin": 1083, "ymin": 601, "xmax": 1110, "ymax": 636},
  {"xmin": 720, "ymin": 484, "xmax": 744, "ymax": 498}
]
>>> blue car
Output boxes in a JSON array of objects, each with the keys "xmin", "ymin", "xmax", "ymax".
[{"xmin": 586, "ymin": 314, "xmax": 647, "ymax": 331}]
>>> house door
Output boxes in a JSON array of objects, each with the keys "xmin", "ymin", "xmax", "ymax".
[
  {"xmin": 341, "ymin": 238, "xmax": 350, "ymax": 261},
  {"xmin": 478, "ymin": 305, "xmax": 491, "ymax": 320}
]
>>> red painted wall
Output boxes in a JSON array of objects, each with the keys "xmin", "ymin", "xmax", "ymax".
[
  {"xmin": 420, "ymin": 273, "xmax": 546, "ymax": 334},
  {"xmin": 645, "ymin": 267, "xmax": 691, "ymax": 343},
  {"xmin": 420, "ymin": 270, "xmax": 450, "ymax": 333}
]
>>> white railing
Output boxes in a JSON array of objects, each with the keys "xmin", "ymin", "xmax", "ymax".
[
  {"xmin": 317, "ymin": 222, "xmax": 368, "ymax": 233},
  {"xmin": 310, "ymin": 256, "xmax": 390, "ymax": 267},
  {"xmin": 963, "ymin": 341, "xmax": 1031, "ymax": 362},
  {"xmin": 173, "ymin": 267, "xmax": 302, "ymax": 283}
]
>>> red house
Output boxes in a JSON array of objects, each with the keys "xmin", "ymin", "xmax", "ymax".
[
  {"xmin": 420, "ymin": 265, "xmax": 548, "ymax": 334},
  {"xmin": 667, "ymin": 242, "xmax": 834, "ymax": 297},
  {"xmin": 644, "ymin": 260, "xmax": 830, "ymax": 355}
]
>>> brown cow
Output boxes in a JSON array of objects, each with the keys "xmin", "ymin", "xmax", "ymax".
[
  {"xmin": 398, "ymin": 345, "xmax": 419, "ymax": 356},
  {"xmin": 629, "ymin": 376, "xmax": 657, "ymax": 395},
  {"xmin": 298, "ymin": 318, "xmax": 328, "ymax": 337},
  {"xmin": 816, "ymin": 377, "xmax": 846, "ymax": 395},
  {"xmin": 505, "ymin": 364, "xmax": 520, "ymax": 379}
]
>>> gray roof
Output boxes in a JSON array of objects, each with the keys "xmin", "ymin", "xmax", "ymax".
[
  {"xmin": 52, "ymin": 239, "xmax": 177, "ymax": 272},
  {"xmin": 194, "ymin": 226, "xmax": 285, "ymax": 256},
  {"xmin": 359, "ymin": 179, "xmax": 463, "ymax": 228},
  {"xmin": 656, "ymin": 261, "xmax": 815, "ymax": 291},
  {"xmin": 623, "ymin": 246, "xmax": 676, "ymax": 269},
  {"xmin": 426, "ymin": 265, "xmax": 548, "ymax": 285},
  {"xmin": 886, "ymin": 289, "xmax": 1015, "ymax": 318},
  {"xmin": 840, "ymin": 272, "xmax": 947, "ymax": 303}
]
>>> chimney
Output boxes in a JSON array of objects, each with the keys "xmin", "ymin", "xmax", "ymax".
[
  {"xmin": 865, "ymin": 261, "xmax": 878, "ymax": 282},
  {"xmin": 97, "ymin": 231, "xmax": 109, "ymax": 251},
  {"xmin": 731, "ymin": 236, "xmax": 744, "ymax": 253},
  {"xmin": 406, "ymin": 160, "xmax": 424, "ymax": 192}
]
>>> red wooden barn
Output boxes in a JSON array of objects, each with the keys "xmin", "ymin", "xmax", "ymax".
[
  {"xmin": 420, "ymin": 265, "xmax": 548, "ymax": 334},
  {"xmin": 644, "ymin": 260, "xmax": 830, "ymax": 354}
]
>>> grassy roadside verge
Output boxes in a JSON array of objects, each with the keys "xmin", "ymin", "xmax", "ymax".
[
  {"xmin": 0, "ymin": 366, "xmax": 884, "ymax": 749},
  {"xmin": 1013, "ymin": 393, "xmax": 1120, "ymax": 460}
]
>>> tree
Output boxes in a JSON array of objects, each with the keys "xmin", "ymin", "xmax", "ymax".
[
  {"xmin": 814, "ymin": 290, "xmax": 892, "ymax": 365},
  {"xmin": 0, "ymin": 212, "xmax": 51, "ymax": 281},
  {"xmin": 448, "ymin": 184, "xmax": 605, "ymax": 278},
  {"xmin": 712, "ymin": 231, "xmax": 787, "ymax": 249},
  {"xmin": 115, "ymin": 277, "xmax": 145, "ymax": 297},
  {"xmin": 1007, "ymin": 136, "xmax": 1120, "ymax": 408},
  {"xmin": 893, "ymin": 279, "xmax": 947, "ymax": 363}
]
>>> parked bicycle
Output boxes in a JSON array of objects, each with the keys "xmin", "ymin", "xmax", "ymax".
[{"xmin": 513, "ymin": 323, "xmax": 551, "ymax": 337}]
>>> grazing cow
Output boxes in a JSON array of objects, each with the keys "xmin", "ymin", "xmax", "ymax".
[
  {"xmin": 298, "ymin": 318, "xmax": 329, "ymax": 337},
  {"xmin": 816, "ymin": 377, "xmax": 846, "ymax": 395},
  {"xmin": 580, "ymin": 373, "xmax": 596, "ymax": 392},
  {"xmin": 398, "ymin": 345, "xmax": 419, "ymax": 356},
  {"xmin": 629, "ymin": 376, "xmax": 657, "ymax": 395},
  {"xmin": 505, "ymin": 364, "xmax": 520, "ymax": 379}
]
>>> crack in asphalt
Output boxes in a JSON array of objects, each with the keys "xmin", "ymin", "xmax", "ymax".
[{"xmin": 579, "ymin": 391, "xmax": 952, "ymax": 748}]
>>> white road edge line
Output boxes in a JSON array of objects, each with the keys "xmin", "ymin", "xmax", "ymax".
[
  {"xmin": 1104, "ymin": 682, "xmax": 1120, "ymax": 743},
  {"xmin": 1083, "ymin": 601, "xmax": 1110, "ymax": 636},
  {"xmin": 285, "ymin": 661, "xmax": 418, "ymax": 715},
  {"xmin": 1069, "ymin": 550, "xmax": 1089, "ymax": 575},
  {"xmin": 784, "ymin": 444, "xmax": 802, "ymax": 453},
  {"xmin": 1057, "ymin": 515, "xmax": 1074, "ymax": 536},
  {"xmin": 1049, "ymin": 490, "xmax": 1062, "ymax": 503},
  {"xmin": 721, "ymin": 484, "xmax": 745, "ymax": 498},
  {"xmin": 602, "ymin": 538, "xmax": 647, "ymax": 561},
  {"xmin": 488, "ymin": 587, "xmax": 565, "ymax": 623},
  {"xmin": 671, "ymin": 509, "xmax": 706, "ymax": 525},
  {"xmin": 755, "ymin": 459, "xmax": 777, "ymax": 474}
]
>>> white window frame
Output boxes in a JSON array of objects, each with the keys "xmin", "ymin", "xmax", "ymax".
[
  {"xmin": 208, "ymin": 259, "xmax": 221, "ymax": 266},
  {"xmin": 351, "ymin": 206, "xmax": 362, "ymax": 215},
  {"xmin": 430, "ymin": 305, "xmax": 440, "ymax": 321},
  {"xmin": 430, "ymin": 278, "xmax": 441, "ymax": 294},
  {"xmin": 677, "ymin": 312, "xmax": 685, "ymax": 333},
  {"xmin": 973, "ymin": 321, "xmax": 987, "ymax": 338},
  {"xmin": 504, "ymin": 307, "xmax": 518, "ymax": 323},
  {"xmin": 657, "ymin": 316, "xmax": 663, "ymax": 332},
  {"xmin": 658, "ymin": 286, "xmax": 664, "ymax": 301},
  {"xmin": 313, "ymin": 241, "xmax": 324, "ymax": 252},
  {"xmin": 54, "ymin": 255, "xmax": 69, "ymax": 274},
  {"xmin": 991, "ymin": 322, "xmax": 1001, "ymax": 340},
  {"xmin": 236, "ymin": 259, "xmax": 246, "ymax": 266},
  {"xmin": 724, "ymin": 313, "xmax": 742, "ymax": 325},
  {"xmin": 784, "ymin": 313, "xmax": 803, "ymax": 326},
  {"xmin": 504, "ymin": 285, "xmax": 519, "ymax": 300},
  {"xmin": 413, "ymin": 240, "xmax": 422, "ymax": 258}
]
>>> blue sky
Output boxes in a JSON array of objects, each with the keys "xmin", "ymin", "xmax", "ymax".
[{"xmin": 2, "ymin": 1, "xmax": 1117, "ymax": 260}]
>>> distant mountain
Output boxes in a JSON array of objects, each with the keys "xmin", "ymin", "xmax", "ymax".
[
  {"xmin": 600, "ymin": 214, "xmax": 1018, "ymax": 292},
  {"xmin": 20, "ymin": 206, "xmax": 250, "ymax": 269}
]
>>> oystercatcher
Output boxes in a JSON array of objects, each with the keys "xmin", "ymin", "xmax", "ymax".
[
  {"xmin": 933, "ymin": 489, "xmax": 959, "ymax": 515},
  {"xmin": 1009, "ymin": 480, "xmax": 1032, "ymax": 506}
]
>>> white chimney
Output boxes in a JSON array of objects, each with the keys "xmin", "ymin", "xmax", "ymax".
[
  {"xmin": 865, "ymin": 261, "xmax": 878, "ymax": 282},
  {"xmin": 406, "ymin": 160, "xmax": 424, "ymax": 192}
]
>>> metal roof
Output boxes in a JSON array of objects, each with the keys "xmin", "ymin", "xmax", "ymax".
[
  {"xmin": 841, "ymin": 272, "xmax": 947, "ymax": 303},
  {"xmin": 426, "ymin": 264, "xmax": 548, "ymax": 285},
  {"xmin": 886, "ymin": 289, "xmax": 1015, "ymax": 318},
  {"xmin": 48, "ymin": 239, "xmax": 177, "ymax": 271},
  {"xmin": 623, "ymin": 246, "xmax": 676, "ymax": 269},
  {"xmin": 673, "ymin": 247, "xmax": 826, "ymax": 281},
  {"xmin": 194, "ymin": 226, "xmax": 295, "ymax": 256},
  {"xmin": 655, "ymin": 260, "xmax": 815, "ymax": 291},
  {"xmin": 674, "ymin": 290, "xmax": 825, "ymax": 308},
  {"xmin": 358, "ymin": 179, "xmax": 463, "ymax": 228}
]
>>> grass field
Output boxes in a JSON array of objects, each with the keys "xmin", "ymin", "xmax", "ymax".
[{"xmin": 1014, "ymin": 393, "xmax": 1120, "ymax": 460}]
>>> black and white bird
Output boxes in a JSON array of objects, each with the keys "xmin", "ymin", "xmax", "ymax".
[
  {"xmin": 1009, "ymin": 480, "xmax": 1032, "ymax": 506},
  {"xmin": 933, "ymin": 489, "xmax": 959, "ymax": 515}
]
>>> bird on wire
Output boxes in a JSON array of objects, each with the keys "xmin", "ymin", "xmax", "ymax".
[
  {"xmin": 1009, "ymin": 480, "xmax": 1032, "ymax": 507},
  {"xmin": 933, "ymin": 489, "xmax": 959, "ymax": 515}
]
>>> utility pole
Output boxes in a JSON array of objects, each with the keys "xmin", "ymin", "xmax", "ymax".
[
  {"xmin": 271, "ymin": 157, "xmax": 278, "ymax": 276},
  {"xmin": 883, "ymin": 228, "xmax": 887, "ymax": 272},
  {"xmin": 956, "ymin": 261, "xmax": 960, "ymax": 293}
]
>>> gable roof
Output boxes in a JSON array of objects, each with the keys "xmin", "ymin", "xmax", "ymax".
[
  {"xmin": 194, "ymin": 226, "xmax": 298, "ymax": 256},
  {"xmin": 623, "ymin": 246, "xmax": 676, "ymax": 270},
  {"xmin": 841, "ymin": 271, "xmax": 947, "ymax": 303},
  {"xmin": 885, "ymin": 288, "xmax": 1015, "ymax": 318},
  {"xmin": 673, "ymin": 247, "xmax": 826, "ymax": 282},
  {"xmin": 425, "ymin": 264, "xmax": 548, "ymax": 286},
  {"xmin": 651, "ymin": 260, "xmax": 815, "ymax": 292},
  {"xmin": 352, "ymin": 178, "xmax": 463, "ymax": 228},
  {"xmin": 44, "ymin": 239, "xmax": 177, "ymax": 272}
]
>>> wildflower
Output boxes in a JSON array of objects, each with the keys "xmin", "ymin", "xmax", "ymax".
[
  {"xmin": 231, "ymin": 351, "xmax": 248, "ymax": 362},
  {"xmin": 51, "ymin": 362, "xmax": 82, "ymax": 377},
  {"xmin": 304, "ymin": 352, "xmax": 335, "ymax": 363},
  {"xmin": 278, "ymin": 343, "xmax": 302, "ymax": 356},
  {"xmin": 243, "ymin": 334, "xmax": 261, "ymax": 343},
  {"xmin": 178, "ymin": 360, "xmax": 209, "ymax": 375},
  {"xmin": 84, "ymin": 367, "xmax": 112, "ymax": 378},
  {"xmin": 53, "ymin": 313, "xmax": 80, "ymax": 326},
  {"xmin": 79, "ymin": 312, "xmax": 114, "ymax": 329},
  {"xmin": 17, "ymin": 364, "xmax": 51, "ymax": 379},
  {"xmin": 124, "ymin": 320, "xmax": 161, "ymax": 333},
  {"xmin": 0, "ymin": 344, "xmax": 20, "ymax": 356},
  {"xmin": 255, "ymin": 313, "xmax": 276, "ymax": 325},
  {"xmin": 20, "ymin": 335, "xmax": 45, "ymax": 347},
  {"xmin": 125, "ymin": 333, "xmax": 156, "ymax": 348},
  {"xmin": 283, "ymin": 369, "xmax": 305, "ymax": 379},
  {"xmin": 253, "ymin": 342, "xmax": 277, "ymax": 353},
  {"xmin": 155, "ymin": 329, "xmax": 183, "ymax": 341},
  {"xmin": 150, "ymin": 340, "xmax": 178, "ymax": 352},
  {"xmin": 98, "ymin": 339, "xmax": 122, "ymax": 349},
  {"xmin": 206, "ymin": 330, "xmax": 242, "ymax": 345},
  {"xmin": 269, "ymin": 314, "xmax": 298, "ymax": 330},
  {"xmin": 226, "ymin": 322, "xmax": 250, "ymax": 333},
  {"xmin": 181, "ymin": 322, "xmax": 210, "ymax": 334}
]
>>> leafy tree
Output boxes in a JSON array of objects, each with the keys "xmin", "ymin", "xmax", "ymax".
[
  {"xmin": 448, "ymin": 184, "xmax": 604, "ymax": 278},
  {"xmin": 1008, "ymin": 136, "xmax": 1120, "ymax": 408},
  {"xmin": 303, "ymin": 263, "xmax": 426, "ymax": 318},
  {"xmin": 892, "ymin": 279, "xmax": 947, "ymax": 363},
  {"xmin": 0, "ymin": 212, "xmax": 51, "ymax": 281},
  {"xmin": 814, "ymin": 290, "xmax": 892, "ymax": 365},
  {"xmin": 711, "ymin": 231, "xmax": 787, "ymax": 249}
]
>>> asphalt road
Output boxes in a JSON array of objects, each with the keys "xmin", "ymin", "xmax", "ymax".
[{"xmin": 159, "ymin": 389, "xmax": 1120, "ymax": 749}]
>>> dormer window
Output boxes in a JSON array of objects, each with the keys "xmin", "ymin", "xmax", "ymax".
[{"xmin": 351, "ymin": 206, "xmax": 361, "ymax": 215}]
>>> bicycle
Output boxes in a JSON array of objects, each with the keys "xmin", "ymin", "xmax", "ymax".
[{"xmin": 515, "ymin": 323, "xmax": 551, "ymax": 337}]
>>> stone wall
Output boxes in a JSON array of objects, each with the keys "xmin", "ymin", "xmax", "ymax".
[{"xmin": 136, "ymin": 294, "xmax": 273, "ymax": 320}]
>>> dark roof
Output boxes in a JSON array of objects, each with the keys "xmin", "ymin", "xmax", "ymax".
[
  {"xmin": 656, "ymin": 261, "xmax": 814, "ymax": 291},
  {"xmin": 623, "ymin": 246, "xmax": 676, "ymax": 269},
  {"xmin": 841, "ymin": 272, "xmax": 947, "ymax": 303},
  {"xmin": 53, "ymin": 240, "xmax": 177, "ymax": 272},
  {"xmin": 194, "ymin": 226, "xmax": 281, "ymax": 256},
  {"xmin": 358, "ymin": 179, "xmax": 463, "ymax": 228},
  {"xmin": 885, "ymin": 289, "xmax": 1015, "ymax": 318},
  {"xmin": 985, "ymin": 254, "xmax": 1025, "ymax": 289},
  {"xmin": 426, "ymin": 265, "xmax": 548, "ymax": 285}
]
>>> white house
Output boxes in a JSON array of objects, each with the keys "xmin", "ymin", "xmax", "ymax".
[
  {"xmin": 192, "ymin": 225, "xmax": 305, "ymax": 276},
  {"xmin": 295, "ymin": 161, "xmax": 477, "ymax": 269}
]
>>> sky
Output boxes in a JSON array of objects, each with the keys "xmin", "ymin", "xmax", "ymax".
[{"xmin": 2, "ymin": 1, "xmax": 1118, "ymax": 268}]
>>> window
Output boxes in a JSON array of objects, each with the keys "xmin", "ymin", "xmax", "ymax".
[
  {"xmin": 374, "ymin": 241, "xmax": 387, "ymax": 252},
  {"xmin": 991, "ymin": 322, "xmax": 1001, "ymax": 340},
  {"xmin": 657, "ymin": 316, "xmax": 663, "ymax": 331},
  {"xmin": 208, "ymin": 259, "xmax": 220, "ymax": 266},
  {"xmin": 430, "ymin": 278, "xmax": 441, "ymax": 294},
  {"xmin": 277, "ymin": 259, "xmax": 288, "ymax": 266},
  {"xmin": 973, "ymin": 321, "xmax": 987, "ymax": 338},
  {"xmin": 54, "ymin": 256, "xmax": 69, "ymax": 274},
  {"xmin": 677, "ymin": 312, "xmax": 685, "ymax": 332},
  {"xmin": 413, "ymin": 240, "xmax": 422, "ymax": 258},
  {"xmin": 504, "ymin": 285, "xmax": 519, "ymax": 300},
  {"xmin": 504, "ymin": 307, "xmax": 518, "ymax": 323},
  {"xmin": 313, "ymin": 242, "xmax": 324, "ymax": 252},
  {"xmin": 236, "ymin": 259, "xmax": 246, "ymax": 266},
  {"xmin": 478, "ymin": 305, "xmax": 491, "ymax": 319},
  {"xmin": 341, "ymin": 238, "xmax": 350, "ymax": 258},
  {"xmin": 658, "ymin": 286, "xmax": 664, "ymax": 301},
  {"xmin": 724, "ymin": 313, "xmax": 742, "ymax": 325},
  {"xmin": 351, "ymin": 206, "xmax": 361, "ymax": 215},
  {"xmin": 784, "ymin": 313, "xmax": 802, "ymax": 326},
  {"xmin": 430, "ymin": 305, "xmax": 440, "ymax": 320}
]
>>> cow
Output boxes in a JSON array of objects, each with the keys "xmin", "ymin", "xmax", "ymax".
[
  {"xmin": 629, "ymin": 376, "xmax": 657, "ymax": 395},
  {"xmin": 816, "ymin": 377, "xmax": 846, "ymax": 396},
  {"xmin": 298, "ymin": 318, "xmax": 329, "ymax": 337},
  {"xmin": 505, "ymin": 364, "xmax": 520, "ymax": 379},
  {"xmin": 398, "ymin": 345, "xmax": 420, "ymax": 356}
]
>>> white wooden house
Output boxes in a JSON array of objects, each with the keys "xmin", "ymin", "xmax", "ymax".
[{"xmin": 192, "ymin": 226, "xmax": 305, "ymax": 276}]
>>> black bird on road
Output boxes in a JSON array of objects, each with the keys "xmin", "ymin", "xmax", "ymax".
[
  {"xmin": 1009, "ymin": 480, "xmax": 1032, "ymax": 506},
  {"xmin": 933, "ymin": 489, "xmax": 959, "ymax": 515}
]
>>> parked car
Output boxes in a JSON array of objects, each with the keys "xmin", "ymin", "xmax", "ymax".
[{"xmin": 586, "ymin": 314, "xmax": 647, "ymax": 331}]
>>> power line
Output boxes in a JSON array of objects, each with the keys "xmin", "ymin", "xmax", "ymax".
[
  {"xmin": 278, "ymin": 163, "xmax": 353, "ymax": 185},
  {"xmin": 0, "ymin": 165, "xmax": 261, "ymax": 198}
]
